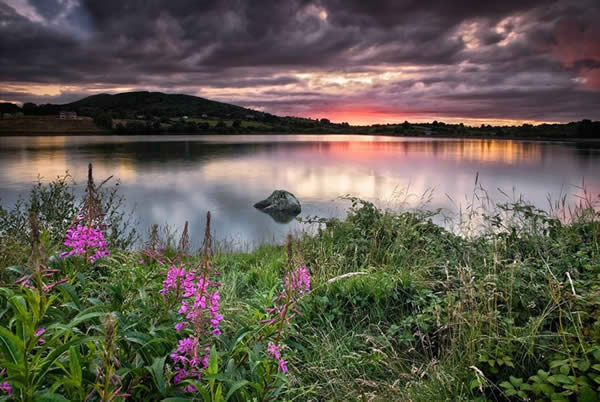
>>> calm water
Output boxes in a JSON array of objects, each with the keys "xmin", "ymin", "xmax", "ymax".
[{"xmin": 1, "ymin": 135, "xmax": 599, "ymax": 248}]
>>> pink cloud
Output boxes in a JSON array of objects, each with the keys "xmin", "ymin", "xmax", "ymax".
[{"xmin": 552, "ymin": 18, "xmax": 600, "ymax": 89}]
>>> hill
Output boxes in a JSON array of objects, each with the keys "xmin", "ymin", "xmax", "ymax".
[
  {"xmin": 0, "ymin": 91, "xmax": 598, "ymax": 138},
  {"xmin": 64, "ymin": 91, "xmax": 256, "ymax": 120},
  {"xmin": 0, "ymin": 102, "xmax": 22, "ymax": 114}
]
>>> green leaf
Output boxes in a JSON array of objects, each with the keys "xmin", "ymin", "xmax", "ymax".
[
  {"xmin": 68, "ymin": 346, "xmax": 82, "ymax": 384},
  {"xmin": 215, "ymin": 383, "xmax": 223, "ymax": 402},
  {"xmin": 6, "ymin": 266, "xmax": 23, "ymax": 275},
  {"xmin": 225, "ymin": 380, "xmax": 249, "ymax": 401},
  {"xmin": 576, "ymin": 386, "xmax": 598, "ymax": 402},
  {"xmin": 8, "ymin": 296, "xmax": 32, "ymax": 332},
  {"xmin": 578, "ymin": 360, "xmax": 591, "ymax": 372},
  {"xmin": 509, "ymin": 376, "xmax": 524, "ymax": 387},
  {"xmin": 0, "ymin": 326, "xmax": 24, "ymax": 365},
  {"xmin": 34, "ymin": 336, "xmax": 92, "ymax": 387},
  {"xmin": 147, "ymin": 356, "xmax": 167, "ymax": 396},
  {"xmin": 57, "ymin": 283, "xmax": 82, "ymax": 311},
  {"xmin": 33, "ymin": 393, "xmax": 70, "ymax": 402},
  {"xmin": 499, "ymin": 381, "xmax": 514, "ymax": 390},
  {"xmin": 548, "ymin": 375, "xmax": 572, "ymax": 386},
  {"xmin": 207, "ymin": 345, "xmax": 218, "ymax": 376},
  {"xmin": 560, "ymin": 364, "xmax": 571, "ymax": 375}
]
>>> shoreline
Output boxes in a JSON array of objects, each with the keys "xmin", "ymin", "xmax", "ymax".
[{"xmin": 1, "ymin": 131, "xmax": 599, "ymax": 143}]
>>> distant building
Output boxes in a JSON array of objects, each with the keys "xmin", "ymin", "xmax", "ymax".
[
  {"xmin": 201, "ymin": 114, "xmax": 208, "ymax": 118},
  {"xmin": 246, "ymin": 114, "xmax": 255, "ymax": 119},
  {"xmin": 182, "ymin": 116, "xmax": 188, "ymax": 119},
  {"xmin": 59, "ymin": 111, "xmax": 77, "ymax": 119}
]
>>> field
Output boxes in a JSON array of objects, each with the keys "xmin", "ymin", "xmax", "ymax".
[
  {"xmin": 0, "ymin": 116, "xmax": 107, "ymax": 134},
  {"xmin": 0, "ymin": 173, "xmax": 599, "ymax": 401}
]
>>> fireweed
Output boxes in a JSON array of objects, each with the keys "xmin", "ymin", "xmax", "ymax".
[
  {"xmin": 59, "ymin": 164, "xmax": 110, "ymax": 263},
  {"xmin": 0, "ymin": 369, "xmax": 11, "ymax": 396},
  {"xmin": 161, "ymin": 213, "xmax": 223, "ymax": 390},
  {"xmin": 60, "ymin": 224, "xmax": 110, "ymax": 262},
  {"xmin": 263, "ymin": 265, "xmax": 310, "ymax": 372}
]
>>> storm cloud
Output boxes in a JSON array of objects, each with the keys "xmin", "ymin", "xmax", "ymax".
[{"xmin": 1, "ymin": 0, "xmax": 599, "ymax": 124}]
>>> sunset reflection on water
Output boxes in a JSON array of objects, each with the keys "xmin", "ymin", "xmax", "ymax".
[{"xmin": 1, "ymin": 135, "xmax": 598, "ymax": 247}]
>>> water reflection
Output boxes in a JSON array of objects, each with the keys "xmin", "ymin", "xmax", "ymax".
[{"xmin": 1, "ymin": 135, "xmax": 599, "ymax": 248}]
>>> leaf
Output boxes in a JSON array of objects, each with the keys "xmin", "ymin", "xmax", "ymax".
[
  {"xmin": 548, "ymin": 375, "xmax": 571, "ymax": 386},
  {"xmin": 6, "ymin": 265, "xmax": 23, "ymax": 275},
  {"xmin": 578, "ymin": 360, "xmax": 591, "ymax": 372},
  {"xmin": 509, "ymin": 376, "xmax": 524, "ymax": 387},
  {"xmin": 207, "ymin": 345, "xmax": 218, "ymax": 376},
  {"xmin": 33, "ymin": 393, "xmax": 70, "ymax": 402},
  {"xmin": 8, "ymin": 296, "xmax": 32, "ymax": 332},
  {"xmin": 147, "ymin": 356, "xmax": 167, "ymax": 396},
  {"xmin": 57, "ymin": 283, "xmax": 82, "ymax": 311},
  {"xmin": 68, "ymin": 346, "xmax": 82, "ymax": 384},
  {"xmin": 34, "ymin": 336, "xmax": 92, "ymax": 387},
  {"xmin": 560, "ymin": 364, "xmax": 571, "ymax": 375},
  {"xmin": 576, "ymin": 386, "xmax": 598, "ymax": 402},
  {"xmin": 225, "ymin": 380, "xmax": 249, "ymax": 401},
  {"xmin": 215, "ymin": 383, "xmax": 223, "ymax": 402},
  {"xmin": 0, "ymin": 326, "xmax": 24, "ymax": 365}
]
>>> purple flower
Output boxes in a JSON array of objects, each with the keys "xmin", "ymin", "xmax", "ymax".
[
  {"xmin": 267, "ymin": 342, "xmax": 288, "ymax": 373},
  {"xmin": 0, "ymin": 381, "xmax": 11, "ymax": 395},
  {"xmin": 278, "ymin": 358, "xmax": 288, "ymax": 373},
  {"xmin": 60, "ymin": 224, "xmax": 110, "ymax": 263},
  {"xmin": 267, "ymin": 342, "xmax": 280, "ymax": 359},
  {"xmin": 34, "ymin": 327, "xmax": 46, "ymax": 343}
]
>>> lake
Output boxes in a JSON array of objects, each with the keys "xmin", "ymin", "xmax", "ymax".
[{"xmin": 1, "ymin": 134, "xmax": 599, "ymax": 249}]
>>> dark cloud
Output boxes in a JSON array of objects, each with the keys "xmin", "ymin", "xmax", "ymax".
[{"xmin": 0, "ymin": 0, "xmax": 599, "ymax": 122}]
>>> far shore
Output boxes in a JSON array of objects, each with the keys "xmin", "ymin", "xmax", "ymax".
[
  {"xmin": 1, "ymin": 130, "xmax": 600, "ymax": 143},
  {"xmin": 1, "ymin": 115, "xmax": 598, "ymax": 142}
]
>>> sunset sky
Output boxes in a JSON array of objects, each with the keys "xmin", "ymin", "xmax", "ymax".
[{"xmin": 1, "ymin": 0, "xmax": 599, "ymax": 125}]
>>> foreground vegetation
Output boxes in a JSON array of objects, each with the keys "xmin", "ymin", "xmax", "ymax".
[{"xmin": 1, "ymin": 168, "xmax": 600, "ymax": 401}]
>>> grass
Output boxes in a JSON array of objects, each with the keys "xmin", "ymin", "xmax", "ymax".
[
  {"xmin": 1, "ymin": 175, "xmax": 600, "ymax": 400},
  {"xmin": 0, "ymin": 116, "xmax": 105, "ymax": 134}
]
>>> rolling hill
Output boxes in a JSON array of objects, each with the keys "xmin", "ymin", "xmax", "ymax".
[{"xmin": 64, "ymin": 91, "xmax": 258, "ymax": 120}]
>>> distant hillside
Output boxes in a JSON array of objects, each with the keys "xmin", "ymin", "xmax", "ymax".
[
  {"xmin": 0, "ymin": 91, "xmax": 598, "ymax": 138},
  {"xmin": 0, "ymin": 102, "xmax": 22, "ymax": 114},
  {"xmin": 65, "ymin": 91, "xmax": 258, "ymax": 120}
]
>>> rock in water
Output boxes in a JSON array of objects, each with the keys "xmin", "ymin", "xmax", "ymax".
[{"xmin": 254, "ymin": 190, "xmax": 301, "ymax": 216}]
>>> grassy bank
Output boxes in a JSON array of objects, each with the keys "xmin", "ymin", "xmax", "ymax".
[{"xmin": 1, "ymin": 172, "xmax": 599, "ymax": 401}]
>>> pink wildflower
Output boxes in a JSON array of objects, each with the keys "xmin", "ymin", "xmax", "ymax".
[
  {"xmin": 264, "ymin": 266, "xmax": 311, "ymax": 326},
  {"xmin": 267, "ymin": 342, "xmax": 288, "ymax": 373},
  {"xmin": 35, "ymin": 327, "xmax": 46, "ymax": 344},
  {"xmin": 0, "ymin": 381, "xmax": 11, "ymax": 395},
  {"xmin": 170, "ymin": 337, "xmax": 210, "ymax": 388},
  {"xmin": 60, "ymin": 224, "xmax": 110, "ymax": 262}
]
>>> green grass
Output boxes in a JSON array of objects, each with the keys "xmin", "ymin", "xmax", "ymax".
[{"xmin": 1, "ymin": 180, "xmax": 600, "ymax": 400}]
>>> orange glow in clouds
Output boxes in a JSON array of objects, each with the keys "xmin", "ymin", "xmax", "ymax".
[{"xmin": 306, "ymin": 106, "xmax": 559, "ymax": 127}]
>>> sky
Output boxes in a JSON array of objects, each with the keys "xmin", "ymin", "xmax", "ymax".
[{"xmin": 0, "ymin": 0, "xmax": 599, "ymax": 125}]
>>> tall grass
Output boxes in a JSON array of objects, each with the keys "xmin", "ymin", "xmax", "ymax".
[{"xmin": 1, "ymin": 173, "xmax": 599, "ymax": 400}]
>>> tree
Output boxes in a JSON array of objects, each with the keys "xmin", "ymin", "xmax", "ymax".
[
  {"xmin": 22, "ymin": 102, "xmax": 37, "ymax": 115},
  {"xmin": 320, "ymin": 118, "xmax": 331, "ymax": 124},
  {"xmin": 93, "ymin": 112, "xmax": 113, "ymax": 130},
  {"xmin": 232, "ymin": 119, "xmax": 242, "ymax": 129}
]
